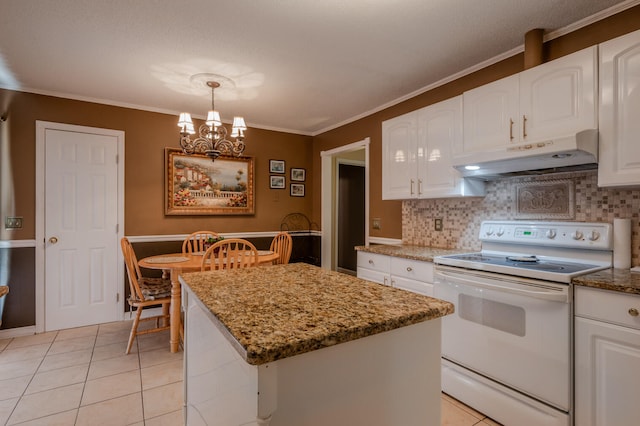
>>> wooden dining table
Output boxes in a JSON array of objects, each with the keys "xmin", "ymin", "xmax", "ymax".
[{"xmin": 139, "ymin": 250, "xmax": 280, "ymax": 352}]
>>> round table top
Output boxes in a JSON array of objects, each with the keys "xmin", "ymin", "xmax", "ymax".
[{"xmin": 139, "ymin": 251, "xmax": 279, "ymax": 270}]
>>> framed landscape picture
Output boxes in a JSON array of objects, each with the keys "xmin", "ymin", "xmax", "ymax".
[
  {"xmin": 290, "ymin": 183, "xmax": 305, "ymax": 197},
  {"xmin": 270, "ymin": 175, "xmax": 285, "ymax": 189},
  {"xmin": 269, "ymin": 159, "xmax": 285, "ymax": 174},
  {"xmin": 291, "ymin": 167, "xmax": 306, "ymax": 181},
  {"xmin": 165, "ymin": 148, "xmax": 255, "ymax": 215}
]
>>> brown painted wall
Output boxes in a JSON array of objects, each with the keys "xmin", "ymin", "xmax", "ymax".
[
  {"xmin": 0, "ymin": 90, "xmax": 313, "ymax": 239},
  {"xmin": 312, "ymin": 5, "xmax": 640, "ymax": 240}
]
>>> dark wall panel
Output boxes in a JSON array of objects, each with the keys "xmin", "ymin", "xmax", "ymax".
[{"xmin": 0, "ymin": 247, "xmax": 36, "ymax": 329}]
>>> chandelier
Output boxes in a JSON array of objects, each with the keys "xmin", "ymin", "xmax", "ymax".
[{"xmin": 177, "ymin": 81, "xmax": 247, "ymax": 161}]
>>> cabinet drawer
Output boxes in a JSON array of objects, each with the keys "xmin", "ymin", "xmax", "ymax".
[
  {"xmin": 392, "ymin": 276, "xmax": 434, "ymax": 297},
  {"xmin": 390, "ymin": 257, "xmax": 433, "ymax": 283},
  {"xmin": 575, "ymin": 286, "xmax": 640, "ymax": 330},
  {"xmin": 357, "ymin": 252, "xmax": 391, "ymax": 273},
  {"xmin": 356, "ymin": 268, "xmax": 390, "ymax": 286}
]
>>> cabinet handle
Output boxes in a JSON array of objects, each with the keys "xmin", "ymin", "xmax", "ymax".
[
  {"xmin": 629, "ymin": 308, "xmax": 639, "ymax": 317},
  {"xmin": 391, "ymin": 279, "xmax": 395, "ymax": 286},
  {"xmin": 384, "ymin": 277, "xmax": 388, "ymax": 286},
  {"xmin": 410, "ymin": 179, "xmax": 415, "ymax": 195},
  {"xmin": 406, "ymin": 266, "xmax": 413, "ymax": 272},
  {"xmin": 368, "ymin": 259, "xmax": 374, "ymax": 265},
  {"xmin": 522, "ymin": 115, "xmax": 527, "ymax": 139},
  {"xmin": 418, "ymin": 180, "xmax": 422, "ymax": 195},
  {"xmin": 509, "ymin": 118, "xmax": 514, "ymax": 141}
]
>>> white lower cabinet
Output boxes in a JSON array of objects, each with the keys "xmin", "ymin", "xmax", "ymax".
[
  {"xmin": 357, "ymin": 251, "xmax": 434, "ymax": 296},
  {"xmin": 575, "ymin": 286, "xmax": 640, "ymax": 426}
]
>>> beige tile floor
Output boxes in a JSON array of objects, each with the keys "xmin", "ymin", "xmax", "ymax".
[{"xmin": 0, "ymin": 320, "xmax": 500, "ymax": 426}]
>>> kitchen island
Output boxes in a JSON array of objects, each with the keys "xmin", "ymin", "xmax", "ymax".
[{"xmin": 180, "ymin": 263, "xmax": 454, "ymax": 426}]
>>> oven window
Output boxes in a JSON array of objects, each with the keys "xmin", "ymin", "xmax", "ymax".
[{"xmin": 458, "ymin": 294, "xmax": 526, "ymax": 336}]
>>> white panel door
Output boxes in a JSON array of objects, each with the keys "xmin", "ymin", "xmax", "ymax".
[
  {"xmin": 598, "ymin": 29, "xmax": 640, "ymax": 187},
  {"xmin": 381, "ymin": 111, "xmax": 418, "ymax": 200},
  {"xmin": 45, "ymin": 129, "xmax": 119, "ymax": 330},
  {"xmin": 519, "ymin": 46, "xmax": 597, "ymax": 143}
]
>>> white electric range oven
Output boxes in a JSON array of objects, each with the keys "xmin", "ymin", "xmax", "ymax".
[{"xmin": 434, "ymin": 221, "xmax": 613, "ymax": 426}]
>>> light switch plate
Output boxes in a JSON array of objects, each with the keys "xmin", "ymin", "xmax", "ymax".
[
  {"xmin": 5, "ymin": 216, "xmax": 23, "ymax": 229},
  {"xmin": 372, "ymin": 218, "xmax": 381, "ymax": 230}
]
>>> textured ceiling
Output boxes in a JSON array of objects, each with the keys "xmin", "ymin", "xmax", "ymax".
[{"xmin": 0, "ymin": 0, "xmax": 634, "ymax": 135}]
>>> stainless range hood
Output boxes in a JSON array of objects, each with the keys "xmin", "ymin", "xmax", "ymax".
[{"xmin": 453, "ymin": 129, "xmax": 598, "ymax": 180}]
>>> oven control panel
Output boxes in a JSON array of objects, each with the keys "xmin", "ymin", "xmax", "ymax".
[{"xmin": 480, "ymin": 221, "xmax": 613, "ymax": 250}]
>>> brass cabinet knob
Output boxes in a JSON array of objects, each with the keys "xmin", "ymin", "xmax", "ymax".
[
  {"xmin": 406, "ymin": 267, "xmax": 413, "ymax": 272},
  {"xmin": 49, "ymin": 237, "xmax": 59, "ymax": 244},
  {"xmin": 629, "ymin": 308, "xmax": 639, "ymax": 317}
]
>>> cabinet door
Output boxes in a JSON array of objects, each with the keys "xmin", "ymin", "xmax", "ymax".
[
  {"xmin": 575, "ymin": 317, "xmax": 640, "ymax": 426},
  {"xmin": 461, "ymin": 74, "xmax": 519, "ymax": 156},
  {"xmin": 418, "ymin": 97, "xmax": 460, "ymax": 197},
  {"xmin": 520, "ymin": 46, "xmax": 597, "ymax": 143},
  {"xmin": 418, "ymin": 96, "xmax": 485, "ymax": 198},
  {"xmin": 598, "ymin": 29, "xmax": 640, "ymax": 187},
  {"xmin": 382, "ymin": 111, "xmax": 418, "ymax": 199}
]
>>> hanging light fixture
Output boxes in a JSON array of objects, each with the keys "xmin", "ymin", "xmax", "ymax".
[{"xmin": 178, "ymin": 81, "xmax": 247, "ymax": 161}]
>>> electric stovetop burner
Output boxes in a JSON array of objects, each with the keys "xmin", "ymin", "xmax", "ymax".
[{"xmin": 435, "ymin": 252, "xmax": 604, "ymax": 278}]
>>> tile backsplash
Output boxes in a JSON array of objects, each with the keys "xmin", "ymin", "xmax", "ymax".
[{"xmin": 402, "ymin": 170, "xmax": 640, "ymax": 267}]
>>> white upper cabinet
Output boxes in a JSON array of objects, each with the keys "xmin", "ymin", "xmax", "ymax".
[
  {"xmin": 382, "ymin": 96, "xmax": 485, "ymax": 200},
  {"xmin": 381, "ymin": 110, "xmax": 418, "ymax": 199},
  {"xmin": 598, "ymin": 29, "xmax": 640, "ymax": 187},
  {"xmin": 460, "ymin": 74, "xmax": 519, "ymax": 156},
  {"xmin": 457, "ymin": 46, "xmax": 597, "ymax": 163},
  {"xmin": 519, "ymin": 46, "xmax": 597, "ymax": 142}
]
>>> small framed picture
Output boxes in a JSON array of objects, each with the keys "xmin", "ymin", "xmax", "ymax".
[
  {"xmin": 291, "ymin": 168, "xmax": 306, "ymax": 182},
  {"xmin": 270, "ymin": 175, "xmax": 285, "ymax": 189},
  {"xmin": 270, "ymin": 159, "xmax": 285, "ymax": 174},
  {"xmin": 290, "ymin": 183, "xmax": 305, "ymax": 197}
]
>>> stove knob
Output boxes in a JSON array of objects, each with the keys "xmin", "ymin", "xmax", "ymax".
[
  {"xmin": 546, "ymin": 229, "xmax": 557, "ymax": 239},
  {"xmin": 588, "ymin": 231, "xmax": 600, "ymax": 241},
  {"xmin": 496, "ymin": 228, "xmax": 505, "ymax": 237},
  {"xmin": 572, "ymin": 230, "xmax": 584, "ymax": 240},
  {"xmin": 485, "ymin": 228, "xmax": 494, "ymax": 236}
]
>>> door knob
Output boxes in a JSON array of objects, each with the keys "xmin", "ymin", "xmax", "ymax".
[{"xmin": 49, "ymin": 237, "xmax": 58, "ymax": 244}]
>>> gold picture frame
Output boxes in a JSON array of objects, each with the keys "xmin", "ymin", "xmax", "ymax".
[{"xmin": 165, "ymin": 148, "xmax": 255, "ymax": 215}]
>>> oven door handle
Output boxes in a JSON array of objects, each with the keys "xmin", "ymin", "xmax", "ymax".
[{"xmin": 436, "ymin": 271, "xmax": 569, "ymax": 302}]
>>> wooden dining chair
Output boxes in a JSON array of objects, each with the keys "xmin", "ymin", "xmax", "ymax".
[
  {"xmin": 270, "ymin": 231, "xmax": 293, "ymax": 264},
  {"xmin": 0, "ymin": 285, "xmax": 8, "ymax": 328},
  {"xmin": 121, "ymin": 237, "xmax": 172, "ymax": 355},
  {"xmin": 201, "ymin": 238, "xmax": 259, "ymax": 271},
  {"xmin": 182, "ymin": 230, "xmax": 221, "ymax": 253}
]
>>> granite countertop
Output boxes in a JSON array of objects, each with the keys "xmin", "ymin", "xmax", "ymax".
[
  {"xmin": 355, "ymin": 244, "xmax": 471, "ymax": 262},
  {"xmin": 573, "ymin": 268, "xmax": 640, "ymax": 295},
  {"xmin": 180, "ymin": 263, "xmax": 454, "ymax": 365}
]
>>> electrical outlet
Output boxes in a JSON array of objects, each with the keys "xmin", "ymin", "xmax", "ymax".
[
  {"xmin": 5, "ymin": 216, "xmax": 23, "ymax": 229},
  {"xmin": 434, "ymin": 218, "xmax": 443, "ymax": 231},
  {"xmin": 372, "ymin": 218, "xmax": 381, "ymax": 230}
]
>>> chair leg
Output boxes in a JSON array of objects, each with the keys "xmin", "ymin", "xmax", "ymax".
[
  {"xmin": 162, "ymin": 303, "xmax": 170, "ymax": 328},
  {"xmin": 126, "ymin": 307, "xmax": 143, "ymax": 355}
]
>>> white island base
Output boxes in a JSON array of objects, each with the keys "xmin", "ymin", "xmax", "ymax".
[{"xmin": 183, "ymin": 287, "xmax": 442, "ymax": 426}]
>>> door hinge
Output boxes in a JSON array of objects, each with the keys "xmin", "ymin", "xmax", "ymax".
[
  {"xmin": 116, "ymin": 223, "xmax": 119, "ymax": 233},
  {"xmin": 117, "ymin": 293, "xmax": 120, "ymax": 302},
  {"xmin": 115, "ymin": 154, "xmax": 119, "ymax": 164}
]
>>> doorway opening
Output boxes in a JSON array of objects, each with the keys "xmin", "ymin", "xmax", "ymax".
[{"xmin": 320, "ymin": 138, "xmax": 369, "ymax": 271}]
